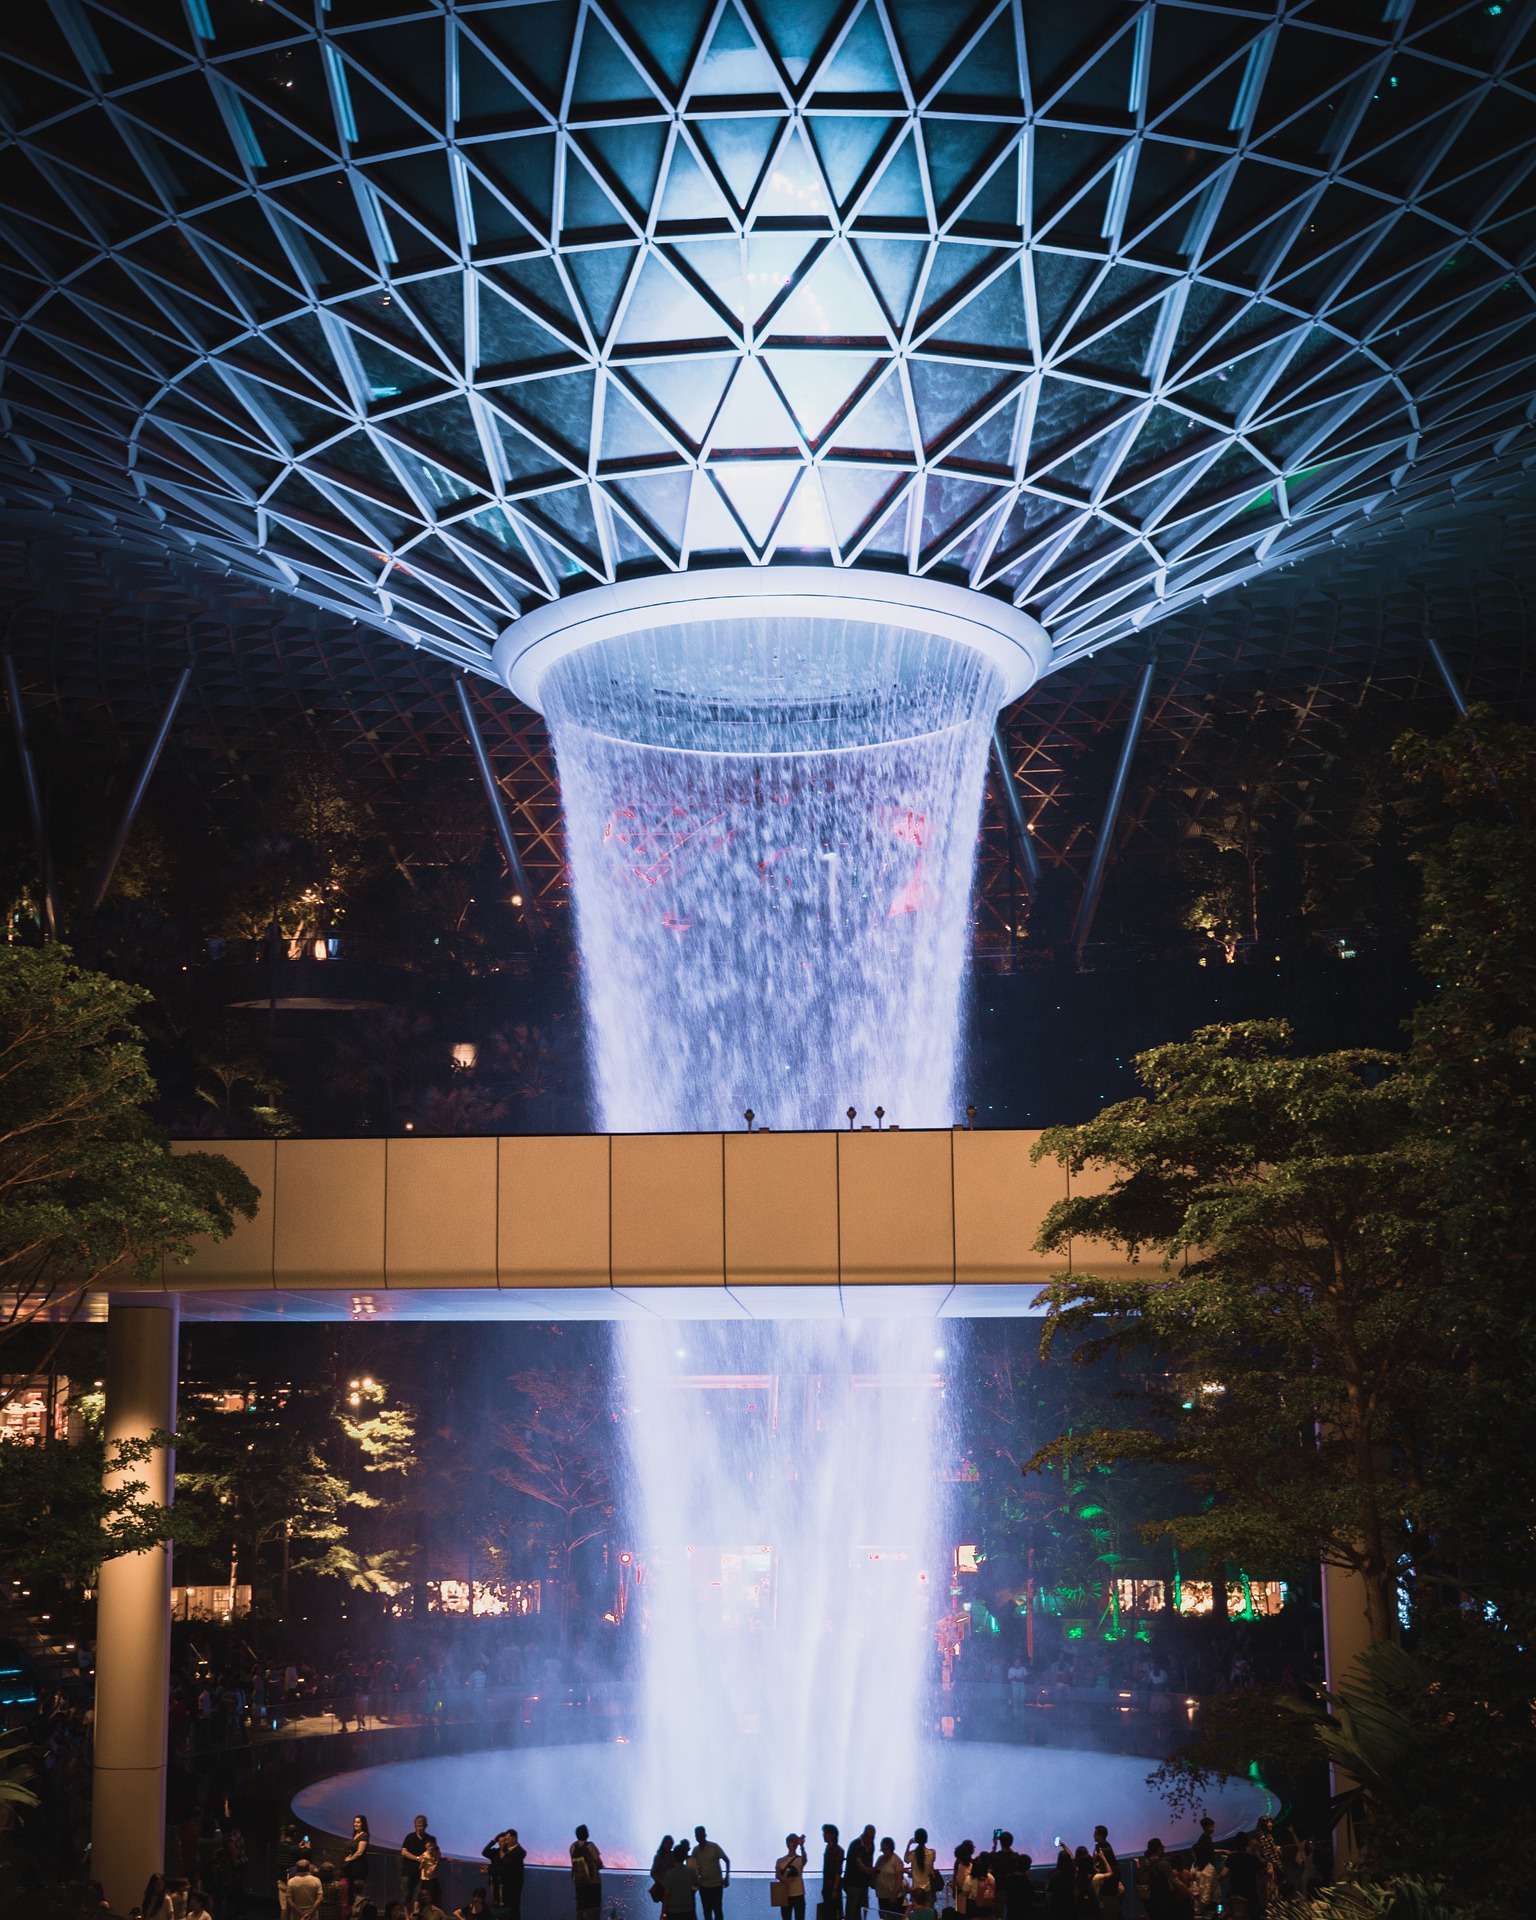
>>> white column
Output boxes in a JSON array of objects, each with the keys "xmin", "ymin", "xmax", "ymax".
[
  {"xmin": 92, "ymin": 1297, "xmax": 179, "ymax": 1915},
  {"xmin": 1320, "ymin": 1557, "xmax": 1375, "ymax": 1867}
]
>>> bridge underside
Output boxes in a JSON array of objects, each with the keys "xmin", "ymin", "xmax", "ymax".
[{"xmin": 86, "ymin": 1128, "xmax": 1123, "ymax": 1321}]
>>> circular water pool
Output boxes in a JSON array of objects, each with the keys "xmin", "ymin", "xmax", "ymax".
[{"xmin": 293, "ymin": 1740, "xmax": 1275, "ymax": 1873}]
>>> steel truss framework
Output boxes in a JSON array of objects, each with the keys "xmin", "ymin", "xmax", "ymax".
[
  {"xmin": 2, "ymin": 0, "xmax": 1536, "ymax": 688},
  {"xmin": 4, "ymin": 491, "xmax": 1531, "ymax": 952}
]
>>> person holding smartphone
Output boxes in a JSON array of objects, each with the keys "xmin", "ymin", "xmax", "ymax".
[{"xmin": 777, "ymin": 1835, "xmax": 808, "ymax": 1920}]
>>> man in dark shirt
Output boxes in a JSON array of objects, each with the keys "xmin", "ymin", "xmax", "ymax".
[
  {"xmin": 1090, "ymin": 1827, "xmax": 1120, "ymax": 1906},
  {"xmin": 402, "ymin": 1817, "xmax": 437, "ymax": 1908},
  {"xmin": 821, "ymin": 1825, "xmax": 845, "ymax": 1920},
  {"xmin": 483, "ymin": 1829, "xmax": 527, "ymax": 1919},
  {"xmin": 1190, "ymin": 1819, "xmax": 1217, "ymax": 1872},
  {"xmin": 991, "ymin": 1835, "xmax": 1032, "ymax": 1920},
  {"xmin": 1136, "ymin": 1840, "xmax": 1176, "ymax": 1918},
  {"xmin": 1222, "ymin": 1833, "xmax": 1263, "ymax": 1918},
  {"xmin": 844, "ymin": 1828, "xmax": 875, "ymax": 1919}
]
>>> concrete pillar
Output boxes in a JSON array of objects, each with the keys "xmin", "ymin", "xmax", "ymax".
[
  {"xmin": 1320, "ymin": 1557, "xmax": 1375, "ymax": 1866},
  {"xmin": 92, "ymin": 1298, "xmax": 179, "ymax": 1914}
]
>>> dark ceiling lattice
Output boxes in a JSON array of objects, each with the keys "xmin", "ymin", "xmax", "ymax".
[{"xmin": 2, "ymin": 0, "xmax": 1535, "ymax": 684}]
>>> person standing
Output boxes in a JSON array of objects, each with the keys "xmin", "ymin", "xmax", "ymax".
[
  {"xmin": 663, "ymin": 1839, "xmax": 701, "ymax": 1920},
  {"xmin": 904, "ymin": 1833, "xmax": 936, "ymax": 1910},
  {"xmin": 571, "ymin": 1825, "xmax": 604, "ymax": 1919},
  {"xmin": 948, "ymin": 1842, "xmax": 976, "ymax": 1916},
  {"xmin": 1133, "ymin": 1841, "xmax": 1175, "ymax": 1920},
  {"xmin": 989, "ymin": 1836, "xmax": 1029, "ymax": 1920},
  {"xmin": 693, "ymin": 1825, "xmax": 731, "ymax": 1920},
  {"xmin": 872, "ymin": 1838, "xmax": 905, "ymax": 1920},
  {"xmin": 483, "ymin": 1830, "xmax": 526, "ymax": 1920},
  {"xmin": 1089, "ymin": 1828, "xmax": 1120, "ymax": 1913},
  {"xmin": 287, "ymin": 1859, "xmax": 325, "ymax": 1920},
  {"xmin": 401, "ymin": 1819, "xmax": 436, "ymax": 1909},
  {"xmin": 776, "ymin": 1836, "xmax": 808, "ymax": 1920},
  {"xmin": 844, "ymin": 1827, "xmax": 876, "ymax": 1920},
  {"xmin": 1221, "ymin": 1834, "xmax": 1263, "ymax": 1920},
  {"xmin": 343, "ymin": 1817, "xmax": 371, "ymax": 1914},
  {"xmin": 1189, "ymin": 1821, "xmax": 1216, "ymax": 1875},
  {"xmin": 821, "ymin": 1825, "xmax": 845, "ymax": 1920}
]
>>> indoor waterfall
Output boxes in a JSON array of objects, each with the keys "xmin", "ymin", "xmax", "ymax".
[
  {"xmin": 542, "ymin": 617, "xmax": 1003, "ymax": 1133},
  {"xmin": 619, "ymin": 1317, "xmax": 953, "ymax": 1864}
]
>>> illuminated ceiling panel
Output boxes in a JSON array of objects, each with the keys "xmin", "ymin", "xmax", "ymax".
[{"xmin": 1, "ymin": 0, "xmax": 1534, "ymax": 679}]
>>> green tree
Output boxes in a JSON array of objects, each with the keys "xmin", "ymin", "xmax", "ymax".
[
  {"xmin": 174, "ymin": 1372, "xmax": 415, "ymax": 1615},
  {"xmin": 489, "ymin": 1366, "xmax": 615, "ymax": 1647},
  {"xmin": 1028, "ymin": 1021, "xmax": 1452, "ymax": 1643},
  {"xmin": 0, "ymin": 945, "xmax": 257, "ymax": 1364}
]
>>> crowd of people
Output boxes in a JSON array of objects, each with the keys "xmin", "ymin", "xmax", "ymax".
[{"xmin": 257, "ymin": 1810, "xmax": 1320, "ymax": 1920}]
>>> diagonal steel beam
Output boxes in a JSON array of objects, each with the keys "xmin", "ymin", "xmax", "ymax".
[
  {"xmin": 1422, "ymin": 628, "xmax": 1468, "ymax": 716},
  {"xmin": 991, "ymin": 721, "xmax": 1041, "ymax": 893},
  {"xmin": 1073, "ymin": 655, "xmax": 1156, "ymax": 963},
  {"xmin": 86, "ymin": 659, "xmax": 192, "ymax": 914},
  {"xmin": 3, "ymin": 652, "xmax": 60, "ymax": 939},
  {"xmin": 455, "ymin": 674, "xmax": 538, "ymax": 948}
]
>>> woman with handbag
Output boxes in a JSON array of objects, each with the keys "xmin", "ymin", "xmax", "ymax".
[{"xmin": 776, "ymin": 1835, "xmax": 808, "ymax": 1920}]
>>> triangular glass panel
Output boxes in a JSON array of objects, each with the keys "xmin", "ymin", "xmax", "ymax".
[
  {"xmin": 486, "ymin": 410, "xmax": 570, "ymax": 488},
  {"xmin": 1021, "ymin": 0, "xmax": 1129, "ymax": 106},
  {"xmin": 608, "ymin": 469, "xmax": 693, "ymax": 550},
  {"xmin": 400, "ymin": 275, "xmax": 467, "ymax": 365},
  {"xmin": 397, "ymin": 395, "xmax": 489, "ymax": 481},
  {"xmin": 563, "ymin": 153, "xmax": 630, "ymax": 235},
  {"xmin": 814, "ymin": 4, "xmax": 902, "ymax": 94},
  {"xmin": 464, "ymin": 3, "xmax": 579, "ymax": 109},
  {"xmin": 826, "ymin": 368, "xmax": 914, "ymax": 457},
  {"xmin": 523, "ymin": 483, "xmax": 604, "ymax": 568},
  {"xmin": 851, "ymin": 236, "xmax": 928, "ymax": 329},
  {"xmin": 1028, "ymin": 251, "xmax": 1101, "ymax": 349},
  {"xmin": 503, "ymin": 367, "xmax": 597, "ymax": 462},
  {"xmin": 686, "ymin": 476, "xmax": 748, "ymax": 552},
  {"xmin": 887, "ymin": 0, "xmax": 962, "ymax": 93},
  {"xmin": 691, "ymin": 3, "xmax": 781, "ymax": 97},
  {"xmin": 476, "ymin": 288, "xmax": 574, "ymax": 373},
  {"xmin": 614, "ymin": 252, "xmax": 731, "ymax": 347},
  {"xmin": 622, "ymin": 357, "xmax": 735, "ymax": 447},
  {"xmin": 576, "ymin": 124, "xmax": 669, "ymax": 223},
  {"xmin": 606, "ymin": 0, "xmax": 714, "ymax": 91},
  {"xmin": 768, "ymin": 244, "xmax": 889, "ymax": 338},
  {"xmin": 599, "ymin": 382, "xmax": 682, "ymax": 463},
  {"xmin": 696, "ymin": 116, "xmax": 785, "ymax": 211},
  {"xmin": 709, "ymin": 358, "xmax": 800, "ymax": 452},
  {"xmin": 920, "ymin": 472, "xmax": 1002, "ymax": 565},
  {"xmin": 571, "ymin": 14, "xmax": 654, "ymax": 108},
  {"xmin": 908, "ymin": 357, "xmax": 1016, "ymax": 452},
  {"xmin": 344, "ymin": 326, "xmax": 440, "ymax": 403},
  {"xmin": 565, "ymin": 247, "xmax": 638, "ymax": 340},
  {"xmin": 925, "ymin": 264, "xmax": 1031, "ymax": 360},
  {"xmin": 916, "ymin": 244, "xmax": 1009, "ymax": 331},
  {"xmin": 960, "ymin": 158, "xmax": 1023, "ymax": 230},
  {"xmin": 773, "ymin": 471, "xmax": 833, "ymax": 550},
  {"xmin": 860, "ymin": 488, "xmax": 912, "ymax": 559},
  {"xmin": 936, "ymin": 15, "xmax": 1023, "ymax": 107},
  {"xmin": 857, "ymin": 129, "xmax": 926, "ymax": 220},
  {"xmin": 820, "ymin": 463, "xmax": 905, "ymax": 548},
  {"xmin": 713, "ymin": 460, "xmax": 800, "ymax": 545},
  {"xmin": 754, "ymin": 126, "xmax": 831, "ymax": 220},
  {"xmin": 744, "ymin": 233, "xmax": 822, "ymax": 323},
  {"xmin": 672, "ymin": 237, "xmax": 747, "ymax": 324},
  {"xmin": 481, "ymin": 255, "xmax": 584, "ymax": 341},
  {"xmin": 805, "ymin": 116, "xmax": 899, "ymax": 211},
  {"xmin": 755, "ymin": 0, "xmax": 843, "ymax": 83},
  {"xmin": 608, "ymin": 510, "xmax": 662, "ymax": 567},
  {"xmin": 944, "ymin": 396, "xmax": 1019, "ymax": 473},
  {"xmin": 470, "ymin": 135, "xmax": 556, "ymax": 230},
  {"xmin": 922, "ymin": 121, "xmax": 1012, "ymax": 222},
  {"xmin": 658, "ymin": 137, "xmax": 735, "ymax": 223},
  {"xmin": 763, "ymin": 350, "xmax": 883, "ymax": 443}
]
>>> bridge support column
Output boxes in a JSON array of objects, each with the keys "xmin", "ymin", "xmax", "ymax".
[
  {"xmin": 1320, "ymin": 1557, "xmax": 1375, "ymax": 1867},
  {"xmin": 92, "ymin": 1297, "xmax": 179, "ymax": 1914}
]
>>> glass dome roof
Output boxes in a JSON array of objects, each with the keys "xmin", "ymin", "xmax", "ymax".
[{"xmin": 1, "ymin": 0, "xmax": 1533, "ymax": 679}]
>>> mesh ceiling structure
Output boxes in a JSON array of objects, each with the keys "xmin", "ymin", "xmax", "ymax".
[{"xmin": 2, "ymin": 0, "xmax": 1535, "ymax": 685}]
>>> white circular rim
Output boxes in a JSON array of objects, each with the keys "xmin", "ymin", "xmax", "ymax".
[{"xmin": 494, "ymin": 567, "xmax": 1050, "ymax": 713}]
